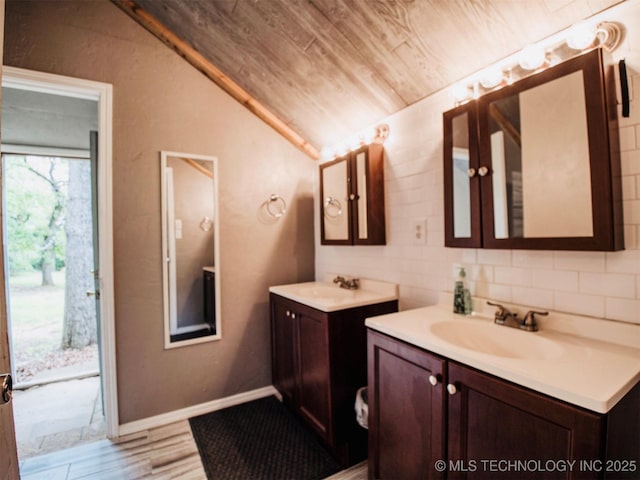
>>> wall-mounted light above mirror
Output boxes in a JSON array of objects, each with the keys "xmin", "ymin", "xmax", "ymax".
[{"xmin": 160, "ymin": 151, "xmax": 221, "ymax": 348}]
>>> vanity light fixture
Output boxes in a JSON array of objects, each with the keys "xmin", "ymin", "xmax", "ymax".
[
  {"xmin": 322, "ymin": 123, "xmax": 391, "ymax": 160},
  {"xmin": 566, "ymin": 21, "xmax": 598, "ymax": 50},
  {"xmin": 518, "ymin": 44, "xmax": 547, "ymax": 70},
  {"xmin": 450, "ymin": 19, "xmax": 623, "ymax": 106}
]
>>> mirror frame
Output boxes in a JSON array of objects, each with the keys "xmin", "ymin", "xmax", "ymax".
[
  {"xmin": 319, "ymin": 143, "xmax": 386, "ymax": 246},
  {"xmin": 444, "ymin": 48, "xmax": 623, "ymax": 251},
  {"xmin": 160, "ymin": 150, "xmax": 221, "ymax": 349},
  {"xmin": 443, "ymin": 102, "xmax": 482, "ymax": 248}
]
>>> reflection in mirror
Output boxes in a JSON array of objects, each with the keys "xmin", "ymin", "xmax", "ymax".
[
  {"xmin": 161, "ymin": 151, "xmax": 220, "ymax": 348},
  {"xmin": 322, "ymin": 158, "xmax": 349, "ymax": 241},
  {"xmin": 451, "ymin": 112, "xmax": 471, "ymax": 238},
  {"xmin": 355, "ymin": 151, "xmax": 368, "ymax": 240},
  {"xmin": 488, "ymin": 70, "xmax": 593, "ymax": 239}
]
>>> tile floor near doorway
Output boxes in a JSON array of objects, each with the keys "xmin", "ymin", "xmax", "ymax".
[{"xmin": 13, "ymin": 375, "xmax": 106, "ymax": 459}]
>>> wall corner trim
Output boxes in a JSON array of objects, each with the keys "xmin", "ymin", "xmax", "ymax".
[{"xmin": 117, "ymin": 385, "xmax": 279, "ymax": 437}]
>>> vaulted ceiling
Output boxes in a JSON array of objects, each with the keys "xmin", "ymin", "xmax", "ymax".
[{"xmin": 114, "ymin": 0, "xmax": 622, "ymax": 158}]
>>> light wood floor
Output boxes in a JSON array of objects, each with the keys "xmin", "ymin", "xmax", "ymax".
[{"xmin": 19, "ymin": 419, "xmax": 368, "ymax": 479}]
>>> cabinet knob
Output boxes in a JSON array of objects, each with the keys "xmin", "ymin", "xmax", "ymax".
[
  {"xmin": 478, "ymin": 166, "xmax": 490, "ymax": 177},
  {"xmin": 286, "ymin": 310, "xmax": 291, "ymax": 317},
  {"xmin": 467, "ymin": 168, "xmax": 476, "ymax": 178},
  {"xmin": 349, "ymin": 193, "xmax": 356, "ymax": 201},
  {"xmin": 428, "ymin": 375, "xmax": 440, "ymax": 386},
  {"xmin": 291, "ymin": 312, "xmax": 296, "ymax": 319},
  {"xmin": 447, "ymin": 383, "xmax": 457, "ymax": 395}
]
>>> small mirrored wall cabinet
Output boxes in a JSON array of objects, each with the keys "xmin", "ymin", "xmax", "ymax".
[
  {"xmin": 320, "ymin": 144, "xmax": 386, "ymax": 245},
  {"xmin": 443, "ymin": 48, "xmax": 623, "ymax": 251}
]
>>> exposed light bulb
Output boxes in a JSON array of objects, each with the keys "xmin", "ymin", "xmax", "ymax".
[
  {"xmin": 518, "ymin": 44, "xmax": 546, "ymax": 70},
  {"xmin": 480, "ymin": 67, "xmax": 504, "ymax": 89},
  {"xmin": 566, "ymin": 21, "xmax": 597, "ymax": 50}
]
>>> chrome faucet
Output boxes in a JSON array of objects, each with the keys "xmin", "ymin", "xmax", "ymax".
[
  {"xmin": 333, "ymin": 275, "xmax": 360, "ymax": 290},
  {"xmin": 487, "ymin": 301, "xmax": 548, "ymax": 332}
]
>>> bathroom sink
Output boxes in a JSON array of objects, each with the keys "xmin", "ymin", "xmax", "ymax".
[
  {"xmin": 269, "ymin": 278, "xmax": 398, "ymax": 312},
  {"xmin": 428, "ymin": 320, "xmax": 563, "ymax": 360},
  {"xmin": 290, "ymin": 284, "xmax": 357, "ymax": 301}
]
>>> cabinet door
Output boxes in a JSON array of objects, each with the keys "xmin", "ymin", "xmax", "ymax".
[
  {"xmin": 368, "ymin": 330, "xmax": 446, "ymax": 480},
  {"xmin": 447, "ymin": 362, "xmax": 603, "ymax": 480},
  {"xmin": 296, "ymin": 310, "xmax": 332, "ymax": 442},
  {"xmin": 320, "ymin": 156, "xmax": 352, "ymax": 245},
  {"xmin": 270, "ymin": 297, "xmax": 297, "ymax": 406},
  {"xmin": 444, "ymin": 102, "xmax": 482, "ymax": 248},
  {"xmin": 353, "ymin": 144, "xmax": 386, "ymax": 245}
]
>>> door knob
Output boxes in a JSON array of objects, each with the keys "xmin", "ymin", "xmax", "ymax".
[{"xmin": 1, "ymin": 374, "xmax": 12, "ymax": 405}]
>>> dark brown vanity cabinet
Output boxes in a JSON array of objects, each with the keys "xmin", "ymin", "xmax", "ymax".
[
  {"xmin": 270, "ymin": 293, "xmax": 398, "ymax": 466},
  {"xmin": 320, "ymin": 144, "xmax": 386, "ymax": 245},
  {"xmin": 367, "ymin": 330, "xmax": 446, "ymax": 480},
  {"xmin": 368, "ymin": 330, "xmax": 640, "ymax": 480},
  {"xmin": 443, "ymin": 48, "xmax": 623, "ymax": 251}
]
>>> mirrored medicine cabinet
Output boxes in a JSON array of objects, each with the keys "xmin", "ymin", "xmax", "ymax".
[
  {"xmin": 320, "ymin": 143, "xmax": 386, "ymax": 245},
  {"xmin": 160, "ymin": 151, "xmax": 221, "ymax": 349},
  {"xmin": 444, "ymin": 47, "xmax": 624, "ymax": 251}
]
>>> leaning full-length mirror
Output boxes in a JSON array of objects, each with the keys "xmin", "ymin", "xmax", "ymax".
[{"xmin": 160, "ymin": 151, "xmax": 221, "ymax": 348}]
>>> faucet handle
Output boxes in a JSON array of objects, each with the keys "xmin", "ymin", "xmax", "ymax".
[
  {"xmin": 487, "ymin": 300, "xmax": 512, "ymax": 316},
  {"xmin": 523, "ymin": 309, "xmax": 548, "ymax": 327}
]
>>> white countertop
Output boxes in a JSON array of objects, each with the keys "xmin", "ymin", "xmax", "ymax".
[
  {"xmin": 269, "ymin": 275, "xmax": 398, "ymax": 312},
  {"xmin": 365, "ymin": 302, "xmax": 640, "ymax": 413}
]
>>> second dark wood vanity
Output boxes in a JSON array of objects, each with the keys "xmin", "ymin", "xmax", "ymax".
[
  {"xmin": 365, "ymin": 304, "xmax": 640, "ymax": 480},
  {"xmin": 270, "ymin": 291, "xmax": 398, "ymax": 467}
]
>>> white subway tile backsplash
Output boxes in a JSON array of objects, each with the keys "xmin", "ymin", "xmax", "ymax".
[
  {"xmin": 620, "ymin": 125, "xmax": 636, "ymax": 151},
  {"xmin": 605, "ymin": 298, "xmax": 640, "ymax": 324},
  {"xmin": 512, "ymin": 287, "xmax": 554, "ymax": 310},
  {"xmin": 554, "ymin": 251, "xmax": 605, "ymax": 272},
  {"xmin": 532, "ymin": 269, "xmax": 579, "ymax": 292},
  {"xmin": 470, "ymin": 281, "xmax": 511, "ymax": 303},
  {"xmin": 477, "ymin": 249, "xmax": 511, "ymax": 266},
  {"xmin": 554, "ymin": 292, "xmax": 605, "ymax": 318},
  {"xmin": 620, "ymin": 150, "xmax": 640, "ymax": 175},
  {"xmin": 624, "ymin": 226, "xmax": 638, "ymax": 250},
  {"xmin": 606, "ymin": 250, "xmax": 640, "ymax": 274},
  {"xmin": 512, "ymin": 250, "xmax": 553, "ymax": 268},
  {"xmin": 494, "ymin": 267, "xmax": 532, "ymax": 287},
  {"xmin": 622, "ymin": 175, "xmax": 637, "ymax": 200},
  {"xmin": 623, "ymin": 199, "xmax": 640, "ymax": 224},
  {"xmin": 580, "ymin": 272, "xmax": 636, "ymax": 298}
]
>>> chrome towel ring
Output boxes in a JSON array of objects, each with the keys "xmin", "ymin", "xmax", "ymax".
[
  {"xmin": 266, "ymin": 194, "xmax": 287, "ymax": 218},
  {"xmin": 324, "ymin": 196, "xmax": 343, "ymax": 218}
]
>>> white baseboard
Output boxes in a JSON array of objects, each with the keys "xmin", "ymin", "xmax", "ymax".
[{"xmin": 117, "ymin": 385, "xmax": 278, "ymax": 437}]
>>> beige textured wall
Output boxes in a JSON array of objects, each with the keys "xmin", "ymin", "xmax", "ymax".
[{"xmin": 3, "ymin": 0, "xmax": 315, "ymax": 423}]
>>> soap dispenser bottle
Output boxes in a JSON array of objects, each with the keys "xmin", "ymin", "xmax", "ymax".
[{"xmin": 453, "ymin": 267, "xmax": 466, "ymax": 314}]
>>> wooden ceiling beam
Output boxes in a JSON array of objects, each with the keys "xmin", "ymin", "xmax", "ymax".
[{"xmin": 112, "ymin": 0, "xmax": 320, "ymax": 160}]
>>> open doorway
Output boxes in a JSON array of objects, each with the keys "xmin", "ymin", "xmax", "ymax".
[
  {"xmin": 0, "ymin": 67, "xmax": 117, "ymax": 462},
  {"xmin": 2, "ymin": 151, "xmax": 103, "ymax": 458}
]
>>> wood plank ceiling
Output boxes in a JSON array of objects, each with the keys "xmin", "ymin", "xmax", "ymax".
[{"xmin": 115, "ymin": 0, "xmax": 622, "ymax": 159}]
